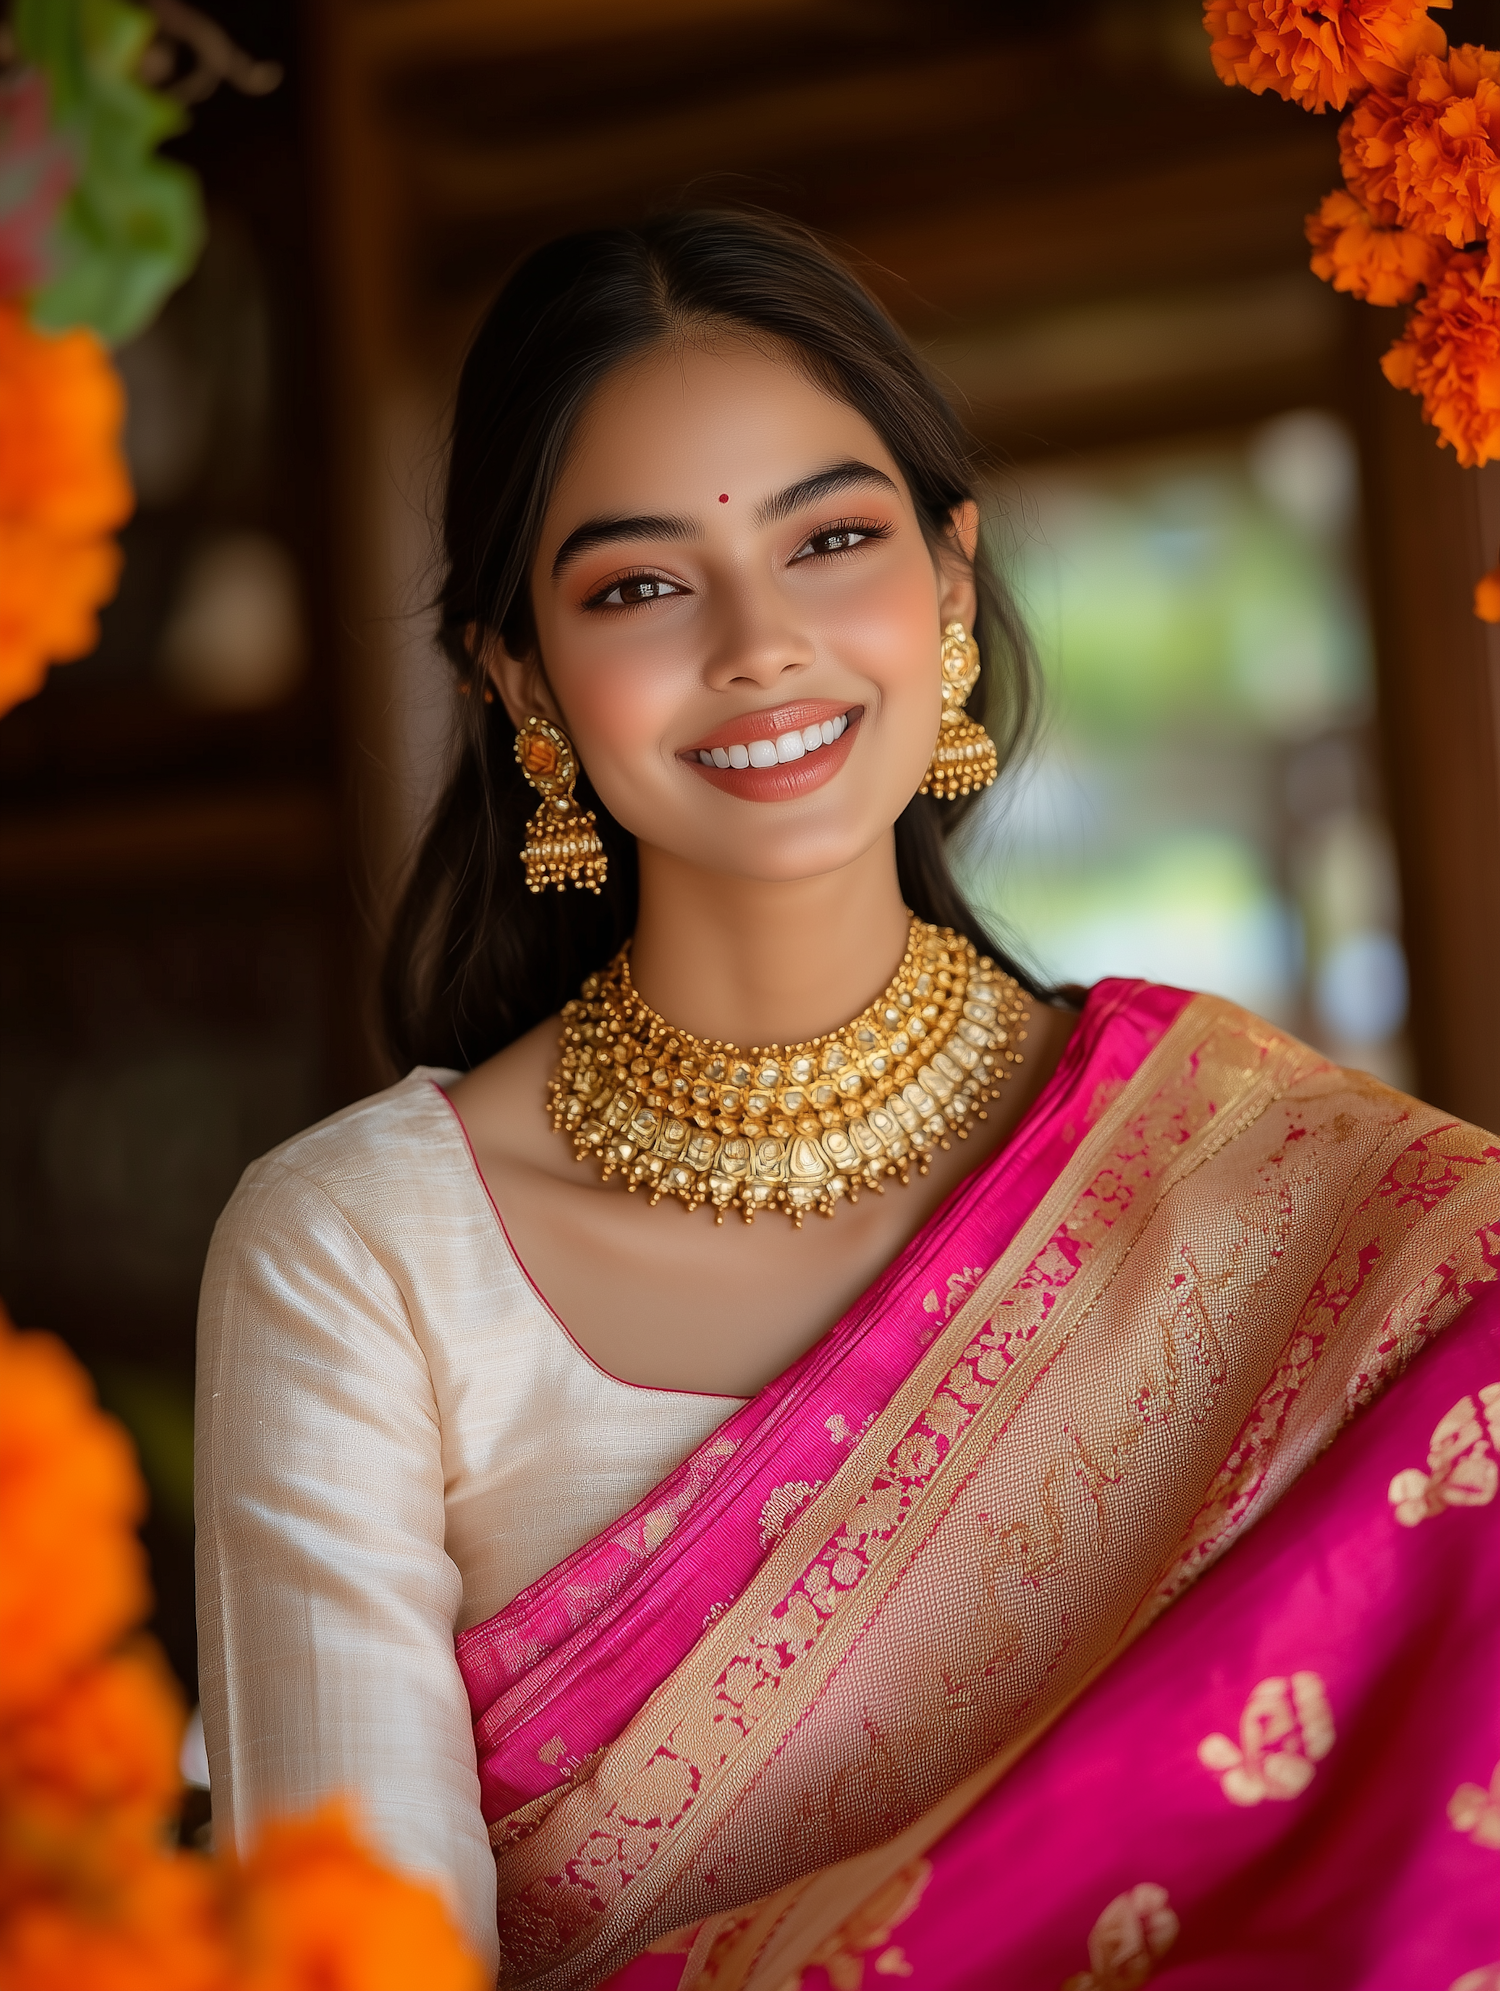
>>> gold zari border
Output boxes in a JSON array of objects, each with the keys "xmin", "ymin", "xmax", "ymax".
[{"xmin": 488, "ymin": 996, "xmax": 1500, "ymax": 1990}]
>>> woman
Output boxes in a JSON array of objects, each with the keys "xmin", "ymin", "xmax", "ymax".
[{"xmin": 196, "ymin": 212, "xmax": 1500, "ymax": 1990}]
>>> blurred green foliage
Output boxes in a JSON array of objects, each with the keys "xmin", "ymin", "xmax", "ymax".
[
  {"xmin": 96, "ymin": 1360, "xmax": 195, "ymax": 1535},
  {"xmin": 1003, "ymin": 446, "xmax": 1367, "ymax": 743},
  {"xmin": 15, "ymin": 0, "xmax": 203, "ymax": 344},
  {"xmin": 966, "ymin": 421, "xmax": 1374, "ymax": 1017}
]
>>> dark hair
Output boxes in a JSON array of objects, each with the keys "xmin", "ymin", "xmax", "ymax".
[{"xmin": 382, "ymin": 208, "xmax": 1042, "ymax": 1072}]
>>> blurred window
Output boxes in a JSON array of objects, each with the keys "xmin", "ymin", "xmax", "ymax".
[{"xmin": 959, "ymin": 410, "xmax": 1410, "ymax": 1086}]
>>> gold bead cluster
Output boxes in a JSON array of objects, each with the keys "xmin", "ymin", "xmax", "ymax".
[
  {"xmin": 917, "ymin": 620, "xmax": 1000, "ymax": 800},
  {"xmin": 547, "ymin": 919, "xmax": 1030, "ymax": 1226},
  {"xmin": 518, "ymin": 798, "xmax": 607, "ymax": 895},
  {"xmin": 515, "ymin": 715, "xmax": 607, "ymax": 893}
]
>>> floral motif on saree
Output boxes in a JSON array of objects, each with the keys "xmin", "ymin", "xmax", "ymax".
[
  {"xmin": 1195, "ymin": 1671, "xmax": 1334, "ymax": 1805},
  {"xmin": 456, "ymin": 982, "xmax": 1500, "ymax": 1990},
  {"xmin": 1449, "ymin": 1762, "xmax": 1500, "ymax": 1849},
  {"xmin": 1388, "ymin": 1382, "xmax": 1500, "ymax": 1522},
  {"xmin": 1060, "ymin": 1883, "xmax": 1178, "ymax": 1991}
]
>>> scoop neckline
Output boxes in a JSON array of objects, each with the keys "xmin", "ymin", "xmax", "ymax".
[{"xmin": 420, "ymin": 1070, "xmax": 748, "ymax": 1407}]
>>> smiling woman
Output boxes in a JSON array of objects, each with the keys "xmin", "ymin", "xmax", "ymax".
[
  {"xmin": 387, "ymin": 214, "xmax": 1041, "ymax": 1071},
  {"xmin": 194, "ymin": 211, "xmax": 1500, "ymax": 1989}
]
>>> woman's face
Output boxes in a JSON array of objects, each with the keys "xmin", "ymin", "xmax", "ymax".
[{"xmin": 492, "ymin": 336, "xmax": 976, "ymax": 886}]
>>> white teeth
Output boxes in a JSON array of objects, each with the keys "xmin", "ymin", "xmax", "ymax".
[{"xmin": 696, "ymin": 712, "xmax": 851, "ymax": 772}]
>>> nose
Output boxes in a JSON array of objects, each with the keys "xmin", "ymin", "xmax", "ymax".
[{"xmin": 700, "ymin": 576, "xmax": 815, "ymax": 693}]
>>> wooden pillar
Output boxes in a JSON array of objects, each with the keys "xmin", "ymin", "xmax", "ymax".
[
  {"xmin": 1357, "ymin": 314, "xmax": 1500, "ymax": 1132},
  {"xmin": 303, "ymin": 0, "xmax": 421, "ymax": 1079}
]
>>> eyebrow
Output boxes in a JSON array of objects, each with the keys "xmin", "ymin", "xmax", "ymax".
[
  {"xmin": 549, "ymin": 459, "xmax": 901, "ymax": 580},
  {"xmin": 754, "ymin": 459, "xmax": 899, "ymax": 525},
  {"xmin": 551, "ymin": 511, "xmax": 694, "ymax": 578}
]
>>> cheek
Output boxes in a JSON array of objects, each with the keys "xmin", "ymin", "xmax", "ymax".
[
  {"xmin": 543, "ymin": 625, "xmax": 692, "ymax": 806},
  {"xmin": 825, "ymin": 552, "xmax": 941, "ymax": 706},
  {"xmin": 568, "ymin": 658, "xmax": 670, "ymax": 753}
]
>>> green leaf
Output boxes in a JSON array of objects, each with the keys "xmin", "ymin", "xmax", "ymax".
[{"xmin": 15, "ymin": 0, "xmax": 205, "ymax": 344}]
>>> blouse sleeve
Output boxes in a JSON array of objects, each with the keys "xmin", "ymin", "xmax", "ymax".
[{"xmin": 195, "ymin": 1155, "xmax": 500, "ymax": 1980}]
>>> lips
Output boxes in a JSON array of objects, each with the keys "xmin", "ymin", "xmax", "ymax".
[
  {"xmin": 683, "ymin": 699, "xmax": 857, "ymax": 758},
  {"xmin": 693, "ymin": 710, "xmax": 851, "ymax": 770},
  {"xmin": 681, "ymin": 701, "xmax": 863, "ymax": 803}
]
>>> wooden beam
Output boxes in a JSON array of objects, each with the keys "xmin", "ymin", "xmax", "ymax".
[
  {"xmin": 0, "ymin": 788, "xmax": 337, "ymax": 892},
  {"xmin": 404, "ymin": 47, "xmax": 1042, "ymax": 221},
  {"xmin": 407, "ymin": 126, "xmax": 1340, "ymax": 348},
  {"xmin": 350, "ymin": 0, "xmax": 807, "ymax": 70},
  {"xmin": 847, "ymin": 130, "xmax": 1340, "ymax": 323},
  {"xmin": 923, "ymin": 271, "xmax": 1339, "ymax": 422}
]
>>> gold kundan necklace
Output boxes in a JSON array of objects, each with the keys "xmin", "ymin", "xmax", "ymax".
[{"xmin": 548, "ymin": 917, "xmax": 1031, "ymax": 1225}]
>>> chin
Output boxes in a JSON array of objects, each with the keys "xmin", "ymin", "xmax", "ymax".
[
  {"xmin": 670, "ymin": 810, "xmax": 904, "ymax": 885},
  {"xmin": 607, "ymin": 752, "xmax": 933, "ymax": 882}
]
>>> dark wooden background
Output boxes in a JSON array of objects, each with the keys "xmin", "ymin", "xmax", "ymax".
[{"xmin": 2, "ymin": 0, "xmax": 1497, "ymax": 1707}]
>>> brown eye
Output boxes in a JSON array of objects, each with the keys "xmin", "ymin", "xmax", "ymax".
[
  {"xmin": 591, "ymin": 574, "xmax": 685, "ymax": 608},
  {"xmin": 792, "ymin": 521, "xmax": 887, "ymax": 564}
]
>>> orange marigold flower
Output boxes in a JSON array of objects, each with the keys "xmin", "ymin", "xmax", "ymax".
[
  {"xmin": 1306, "ymin": 186, "xmax": 1447, "ymax": 301},
  {"xmin": 225, "ymin": 1803, "xmax": 486, "ymax": 1991},
  {"xmin": 1341, "ymin": 46, "xmax": 1500, "ymax": 247},
  {"xmin": 0, "ymin": 1846, "xmax": 228, "ymax": 1991},
  {"xmin": 1476, "ymin": 565, "xmax": 1500, "ymax": 619},
  {"xmin": 0, "ymin": 1313, "xmax": 149, "ymax": 1720},
  {"xmin": 1204, "ymin": 0, "xmax": 1450, "ymax": 114},
  {"xmin": 0, "ymin": 301, "xmax": 133, "ymax": 718},
  {"xmin": 1381, "ymin": 250, "xmax": 1500, "ymax": 463},
  {"xmin": 0, "ymin": 1643, "xmax": 185, "ymax": 1911}
]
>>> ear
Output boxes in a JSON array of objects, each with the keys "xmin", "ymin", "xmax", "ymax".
[
  {"xmin": 476, "ymin": 627, "xmax": 563, "ymax": 732},
  {"xmin": 934, "ymin": 501, "xmax": 980, "ymax": 631}
]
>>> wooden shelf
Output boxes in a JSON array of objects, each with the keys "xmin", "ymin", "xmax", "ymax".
[{"xmin": 0, "ymin": 786, "xmax": 339, "ymax": 893}]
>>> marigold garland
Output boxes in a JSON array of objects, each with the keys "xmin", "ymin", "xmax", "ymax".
[
  {"xmin": 0, "ymin": 1320, "xmax": 148, "ymax": 1724},
  {"xmin": 1204, "ymin": 0, "xmax": 1450, "ymax": 114},
  {"xmin": 1305, "ymin": 187, "xmax": 1445, "ymax": 302},
  {"xmin": 0, "ymin": 1308, "xmax": 486, "ymax": 1991},
  {"xmin": 1340, "ymin": 46, "xmax": 1500, "ymax": 248},
  {"xmin": 0, "ymin": 300, "xmax": 133, "ymax": 714},
  {"xmin": 1380, "ymin": 249, "xmax": 1500, "ymax": 467},
  {"xmin": 1206, "ymin": 1, "xmax": 1500, "ymax": 618},
  {"xmin": 0, "ymin": 0, "xmax": 210, "ymax": 718}
]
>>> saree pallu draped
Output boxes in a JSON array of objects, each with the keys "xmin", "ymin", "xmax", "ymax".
[{"xmin": 455, "ymin": 983, "xmax": 1500, "ymax": 1989}]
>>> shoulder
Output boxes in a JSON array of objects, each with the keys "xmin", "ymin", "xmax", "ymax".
[
  {"xmin": 205, "ymin": 1066, "xmax": 477, "ymax": 1285},
  {"xmin": 249, "ymin": 1064, "xmax": 463, "ymax": 1187},
  {"xmin": 1085, "ymin": 978, "xmax": 1500, "ymax": 1177},
  {"xmin": 229, "ymin": 1065, "xmax": 462, "ymax": 1211},
  {"xmin": 1135, "ymin": 984, "xmax": 1500, "ymax": 1225}
]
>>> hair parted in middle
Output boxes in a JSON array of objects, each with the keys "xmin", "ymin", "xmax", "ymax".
[{"xmin": 382, "ymin": 206, "xmax": 1045, "ymax": 1074}]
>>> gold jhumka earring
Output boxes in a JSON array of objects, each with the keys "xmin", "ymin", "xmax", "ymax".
[
  {"xmin": 515, "ymin": 715, "xmax": 608, "ymax": 894},
  {"xmin": 918, "ymin": 620, "xmax": 999, "ymax": 800}
]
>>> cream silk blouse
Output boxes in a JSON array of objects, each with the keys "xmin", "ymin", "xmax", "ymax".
[{"xmin": 194, "ymin": 1070, "xmax": 741, "ymax": 1977}]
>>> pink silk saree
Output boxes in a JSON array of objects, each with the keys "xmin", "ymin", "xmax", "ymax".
[{"xmin": 455, "ymin": 981, "xmax": 1500, "ymax": 1990}]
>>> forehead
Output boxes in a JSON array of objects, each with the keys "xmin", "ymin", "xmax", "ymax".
[{"xmin": 545, "ymin": 336, "xmax": 903, "ymax": 522}]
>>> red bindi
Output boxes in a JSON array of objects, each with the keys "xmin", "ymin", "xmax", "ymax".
[{"xmin": 718, "ymin": 493, "xmax": 729, "ymax": 503}]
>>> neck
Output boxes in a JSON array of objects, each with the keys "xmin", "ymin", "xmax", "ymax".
[{"xmin": 629, "ymin": 835, "xmax": 912, "ymax": 1048}]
